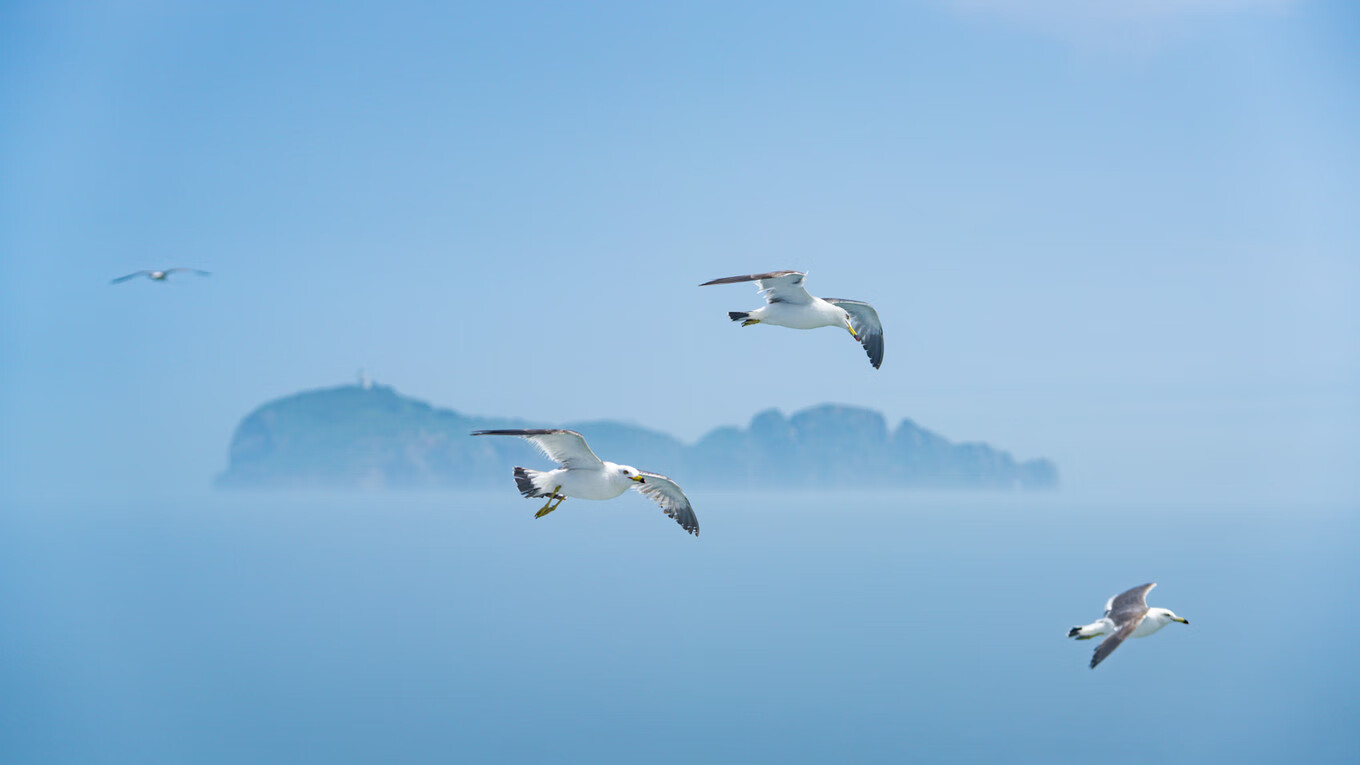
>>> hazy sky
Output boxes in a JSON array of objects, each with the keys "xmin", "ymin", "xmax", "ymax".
[{"xmin": 2, "ymin": 0, "xmax": 1356, "ymax": 501}]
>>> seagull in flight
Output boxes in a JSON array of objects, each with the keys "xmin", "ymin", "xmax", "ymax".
[
  {"xmin": 472, "ymin": 429, "xmax": 699, "ymax": 536},
  {"xmin": 1069, "ymin": 583, "xmax": 1189, "ymax": 668},
  {"xmin": 111, "ymin": 268, "xmax": 211, "ymax": 284},
  {"xmin": 700, "ymin": 270, "xmax": 884, "ymax": 369}
]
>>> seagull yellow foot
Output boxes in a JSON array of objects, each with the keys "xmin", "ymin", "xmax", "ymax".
[
  {"xmin": 535, "ymin": 487, "xmax": 565, "ymax": 518},
  {"xmin": 741, "ymin": 319, "xmax": 760, "ymax": 327}
]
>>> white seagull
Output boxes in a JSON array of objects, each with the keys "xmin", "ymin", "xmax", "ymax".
[
  {"xmin": 700, "ymin": 270, "xmax": 884, "ymax": 369},
  {"xmin": 472, "ymin": 429, "xmax": 699, "ymax": 536},
  {"xmin": 1069, "ymin": 583, "xmax": 1189, "ymax": 668},
  {"xmin": 111, "ymin": 268, "xmax": 211, "ymax": 284}
]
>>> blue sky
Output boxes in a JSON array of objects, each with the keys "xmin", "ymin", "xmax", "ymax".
[{"xmin": 1, "ymin": 0, "xmax": 1356, "ymax": 500}]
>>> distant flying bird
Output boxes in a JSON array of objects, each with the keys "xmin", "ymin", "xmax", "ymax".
[
  {"xmin": 472, "ymin": 429, "xmax": 699, "ymax": 536},
  {"xmin": 700, "ymin": 270, "xmax": 884, "ymax": 369},
  {"xmin": 1069, "ymin": 583, "xmax": 1189, "ymax": 668},
  {"xmin": 111, "ymin": 268, "xmax": 211, "ymax": 284}
]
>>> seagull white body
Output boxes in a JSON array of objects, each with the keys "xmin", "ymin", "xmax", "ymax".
[
  {"xmin": 538, "ymin": 461, "xmax": 639, "ymax": 501},
  {"xmin": 471, "ymin": 429, "xmax": 700, "ymax": 536},
  {"xmin": 700, "ymin": 270, "xmax": 885, "ymax": 368},
  {"xmin": 748, "ymin": 295, "xmax": 853, "ymax": 330},
  {"xmin": 1070, "ymin": 609, "xmax": 1181, "ymax": 641},
  {"xmin": 1069, "ymin": 583, "xmax": 1188, "ymax": 668}
]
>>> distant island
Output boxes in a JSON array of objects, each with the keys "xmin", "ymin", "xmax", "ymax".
[{"xmin": 217, "ymin": 383, "xmax": 1058, "ymax": 491}]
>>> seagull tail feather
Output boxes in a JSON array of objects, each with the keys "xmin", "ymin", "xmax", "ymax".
[
  {"xmin": 513, "ymin": 467, "xmax": 553, "ymax": 499},
  {"xmin": 728, "ymin": 311, "xmax": 750, "ymax": 323}
]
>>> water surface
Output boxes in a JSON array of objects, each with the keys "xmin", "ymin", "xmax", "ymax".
[{"xmin": 1, "ymin": 492, "xmax": 1355, "ymax": 763}]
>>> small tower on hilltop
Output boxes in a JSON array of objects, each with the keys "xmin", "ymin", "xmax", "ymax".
[{"xmin": 357, "ymin": 368, "xmax": 373, "ymax": 390}]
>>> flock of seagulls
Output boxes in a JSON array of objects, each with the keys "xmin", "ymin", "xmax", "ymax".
[
  {"xmin": 118, "ymin": 263, "xmax": 1187, "ymax": 668},
  {"xmin": 474, "ymin": 270, "xmax": 881, "ymax": 539}
]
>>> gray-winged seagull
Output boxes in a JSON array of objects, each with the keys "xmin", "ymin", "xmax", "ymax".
[
  {"xmin": 472, "ymin": 429, "xmax": 699, "ymax": 536},
  {"xmin": 1069, "ymin": 583, "xmax": 1189, "ymax": 668},
  {"xmin": 700, "ymin": 270, "xmax": 884, "ymax": 369},
  {"xmin": 111, "ymin": 268, "xmax": 211, "ymax": 284}
]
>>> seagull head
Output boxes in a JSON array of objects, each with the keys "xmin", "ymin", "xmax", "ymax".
[
  {"xmin": 615, "ymin": 465, "xmax": 646, "ymax": 484},
  {"xmin": 843, "ymin": 312, "xmax": 858, "ymax": 338},
  {"xmin": 1150, "ymin": 607, "xmax": 1189, "ymax": 625}
]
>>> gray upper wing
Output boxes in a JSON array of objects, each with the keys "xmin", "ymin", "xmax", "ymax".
[
  {"xmin": 824, "ymin": 299, "xmax": 884, "ymax": 369},
  {"xmin": 699, "ymin": 270, "xmax": 804, "ymax": 287},
  {"xmin": 471, "ymin": 429, "xmax": 604, "ymax": 469},
  {"xmin": 635, "ymin": 471, "xmax": 699, "ymax": 536},
  {"xmin": 111, "ymin": 271, "xmax": 151, "ymax": 284},
  {"xmin": 1106, "ymin": 583, "xmax": 1157, "ymax": 621},
  {"xmin": 700, "ymin": 270, "xmax": 812, "ymax": 305},
  {"xmin": 1090, "ymin": 618, "xmax": 1141, "ymax": 669}
]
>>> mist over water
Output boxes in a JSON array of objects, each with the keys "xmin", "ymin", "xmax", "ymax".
[{"xmin": 2, "ymin": 492, "xmax": 1355, "ymax": 763}]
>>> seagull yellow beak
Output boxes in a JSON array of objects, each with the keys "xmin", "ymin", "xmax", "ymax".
[
  {"xmin": 1175, "ymin": 617, "xmax": 1189, "ymax": 624},
  {"xmin": 631, "ymin": 475, "xmax": 646, "ymax": 483},
  {"xmin": 846, "ymin": 323, "xmax": 858, "ymax": 339}
]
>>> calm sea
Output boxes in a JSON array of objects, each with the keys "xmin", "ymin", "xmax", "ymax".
[{"xmin": 1, "ymin": 492, "xmax": 1355, "ymax": 763}]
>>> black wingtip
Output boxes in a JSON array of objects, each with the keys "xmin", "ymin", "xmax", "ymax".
[{"xmin": 866, "ymin": 337, "xmax": 884, "ymax": 369}]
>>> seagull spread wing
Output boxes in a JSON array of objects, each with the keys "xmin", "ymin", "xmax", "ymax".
[
  {"xmin": 700, "ymin": 270, "xmax": 812, "ymax": 305},
  {"xmin": 824, "ymin": 298, "xmax": 884, "ymax": 369},
  {"xmin": 111, "ymin": 271, "xmax": 151, "ymax": 284},
  {"xmin": 471, "ymin": 429, "xmax": 604, "ymax": 469},
  {"xmin": 1090, "ymin": 617, "xmax": 1143, "ymax": 669},
  {"xmin": 1106, "ymin": 583, "xmax": 1156, "ymax": 620},
  {"xmin": 165, "ymin": 268, "xmax": 211, "ymax": 277},
  {"xmin": 635, "ymin": 471, "xmax": 699, "ymax": 536}
]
